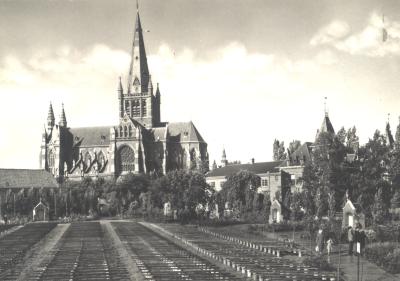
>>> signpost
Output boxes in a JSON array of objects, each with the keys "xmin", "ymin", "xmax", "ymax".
[{"xmin": 357, "ymin": 242, "xmax": 360, "ymax": 281}]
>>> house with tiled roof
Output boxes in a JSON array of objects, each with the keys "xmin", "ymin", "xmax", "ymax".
[
  {"xmin": 40, "ymin": 8, "xmax": 208, "ymax": 180},
  {"xmin": 206, "ymin": 160, "xmax": 287, "ymax": 196},
  {"xmin": 0, "ymin": 169, "xmax": 58, "ymax": 189}
]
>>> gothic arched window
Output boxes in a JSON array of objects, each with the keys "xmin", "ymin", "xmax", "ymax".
[
  {"xmin": 128, "ymin": 125, "xmax": 132, "ymax": 137},
  {"xmin": 124, "ymin": 126, "xmax": 128, "ymax": 137},
  {"xmin": 133, "ymin": 100, "xmax": 140, "ymax": 116},
  {"xmin": 48, "ymin": 150, "xmax": 55, "ymax": 171},
  {"xmin": 117, "ymin": 146, "xmax": 135, "ymax": 173},
  {"xmin": 84, "ymin": 151, "xmax": 91, "ymax": 168},
  {"xmin": 98, "ymin": 151, "xmax": 106, "ymax": 170},
  {"xmin": 142, "ymin": 100, "xmax": 147, "ymax": 116}
]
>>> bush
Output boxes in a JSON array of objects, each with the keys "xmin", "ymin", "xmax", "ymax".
[
  {"xmin": 372, "ymin": 224, "xmax": 400, "ymax": 242},
  {"xmin": 264, "ymin": 221, "xmax": 305, "ymax": 232},
  {"xmin": 364, "ymin": 242, "xmax": 400, "ymax": 273},
  {"xmin": 303, "ymin": 255, "xmax": 334, "ymax": 271}
]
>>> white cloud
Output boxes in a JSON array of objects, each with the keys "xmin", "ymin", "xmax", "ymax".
[
  {"xmin": 0, "ymin": 41, "xmax": 385, "ymax": 169},
  {"xmin": 311, "ymin": 13, "xmax": 400, "ymax": 57},
  {"xmin": 310, "ymin": 20, "xmax": 350, "ymax": 46}
]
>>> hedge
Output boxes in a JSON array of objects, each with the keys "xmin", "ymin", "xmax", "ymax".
[{"xmin": 364, "ymin": 242, "xmax": 400, "ymax": 274}]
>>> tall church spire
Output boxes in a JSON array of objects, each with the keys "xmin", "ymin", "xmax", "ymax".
[
  {"xmin": 47, "ymin": 102, "xmax": 55, "ymax": 130},
  {"xmin": 127, "ymin": 5, "xmax": 150, "ymax": 94},
  {"xmin": 59, "ymin": 103, "xmax": 67, "ymax": 127}
]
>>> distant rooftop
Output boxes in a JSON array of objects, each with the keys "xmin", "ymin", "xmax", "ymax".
[
  {"xmin": 0, "ymin": 169, "xmax": 58, "ymax": 189},
  {"xmin": 206, "ymin": 161, "xmax": 284, "ymax": 178}
]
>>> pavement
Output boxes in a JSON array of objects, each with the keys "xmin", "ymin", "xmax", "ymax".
[
  {"xmin": 290, "ymin": 232, "xmax": 400, "ymax": 281},
  {"xmin": 329, "ymin": 253, "xmax": 400, "ymax": 281}
]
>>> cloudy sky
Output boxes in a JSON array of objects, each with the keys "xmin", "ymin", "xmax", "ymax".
[{"xmin": 1, "ymin": 0, "xmax": 400, "ymax": 168}]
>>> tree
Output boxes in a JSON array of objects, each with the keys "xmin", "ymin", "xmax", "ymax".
[
  {"xmin": 220, "ymin": 170, "xmax": 260, "ymax": 216},
  {"xmin": 346, "ymin": 126, "xmax": 359, "ymax": 152},
  {"xmin": 372, "ymin": 188, "xmax": 387, "ymax": 224},
  {"xmin": 337, "ymin": 127, "xmax": 347, "ymax": 145},
  {"xmin": 273, "ymin": 139, "xmax": 287, "ymax": 161}
]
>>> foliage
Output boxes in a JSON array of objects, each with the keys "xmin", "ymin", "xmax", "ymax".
[
  {"xmin": 303, "ymin": 255, "xmax": 335, "ymax": 271},
  {"xmin": 273, "ymin": 139, "xmax": 287, "ymax": 161},
  {"xmin": 0, "ymin": 170, "xmax": 211, "ymax": 223},
  {"xmin": 364, "ymin": 242, "xmax": 400, "ymax": 273}
]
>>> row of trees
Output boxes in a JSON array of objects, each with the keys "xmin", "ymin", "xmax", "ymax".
[
  {"xmin": 299, "ymin": 121, "xmax": 400, "ymax": 225},
  {"xmin": 0, "ymin": 170, "xmax": 212, "ymax": 222}
]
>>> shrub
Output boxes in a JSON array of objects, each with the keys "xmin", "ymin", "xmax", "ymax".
[
  {"xmin": 364, "ymin": 242, "xmax": 400, "ymax": 273},
  {"xmin": 264, "ymin": 221, "xmax": 305, "ymax": 232},
  {"xmin": 303, "ymin": 255, "xmax": 334, "ymax": 271}
]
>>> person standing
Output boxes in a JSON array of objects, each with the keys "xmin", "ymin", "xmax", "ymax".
[
  {"xmin": 316, "ymin": 228, "xmax": 324, "ymax": 253},
  {"xmin": 348, "ymin": 226, "xmax": 354, "ymax": 255},
  {"xmin": 326, "ymin": 236, "xmax": 333, "ymax": 261},
  {"xmin": 354, "ymin": 225, "xmax": 361, "ymax": 256},
  {"xmin": 359, "ymin": 229, "xmax": 366, "ymax": 256}
]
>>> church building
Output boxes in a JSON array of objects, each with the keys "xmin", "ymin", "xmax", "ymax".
[{"xmin": 40, "ymin": 8, "xmax": 208, "ymax": 180}]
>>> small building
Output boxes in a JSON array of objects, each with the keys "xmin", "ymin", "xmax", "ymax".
[
  {"xmin": 206, "ymin": 160, "xmax": 284, "ymax": 193},
  {"xmin": 270, "ymin": 200, "xmax": 283, "ymax": 223},
  {"xmin": 342, "ymin": 199, "xmax": 365, "ymax": 228},
  {"xmin": 163, "ymin": 202, "xmax": 172, "ymax": 217},
  {"xmin": 33, "ymin": 200, "xmax": 49, "ymax": 221}
]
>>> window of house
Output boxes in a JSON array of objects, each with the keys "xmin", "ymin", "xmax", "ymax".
[
  {"xmin": 209, "ymin": 182, "xmax": 215, "ymax": 188},
  {"xmin": 261, "ymin": 179, "xmax": 268, "ymax": 186},
  {"xmin": 275, "ymin": 175, "xmax": 279, "ymax": 181}
]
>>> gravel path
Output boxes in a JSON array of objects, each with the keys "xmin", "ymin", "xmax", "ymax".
[
  {"xmin": 16, "ymin": 223, "xmax": 70, "ymax": 281},
  {"xmin": 101, "ymin": 220, "xmax": 145, "ymax": 281}
]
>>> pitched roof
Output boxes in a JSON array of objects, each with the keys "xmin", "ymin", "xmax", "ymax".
[
  {"xmin": 0, "ymin": 169, "xmax": 58, "ymax": 189},
  {"xmin": 289, "ymin": 142, "xmax": 312, "ymax": 164},
  {"xmin": 151, "ymin": 127, "xmax": 167, "ymax": 141},
  {"xmin": 168, "ymin": 122, "xmax": 205, "ymax": 143},
  {"xmin": 69, "ymin": 126, "xmax": 111, "ymax": 146},
  {"xmin": 206, "ymin": 161, "xmax": 284, "ymax": 178},
  {"xmin": 320, "ymin": 115, "xmax": 335, "ymax": 135}
]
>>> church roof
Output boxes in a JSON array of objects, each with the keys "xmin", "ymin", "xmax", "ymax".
[
  {"xmin": 206, "ymin": 161, "xmax": 284, "ymax": 178},
  {"xmin": 319, "ymin": 114, "xmax": 335, "ymax": 135},
  {"xmin": 168, "ymin": 122, "xmax": 206, "ymax": 143},
  {"xmin": 289, "ymin": 142, "xmax": 313, "ymax": 165},
  {"xmin": 0, "ymin": 169, "xmax": 58, "ymax": 189},
  {"xmin": 69, "ymin": 126, "xmax": 111, "ymax": 146},
  {"xmin": 151, "ymin": 127, "xmax": 167, "ymax": 141}
]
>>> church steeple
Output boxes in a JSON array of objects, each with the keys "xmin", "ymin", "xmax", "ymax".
[
  {"xmin": 47, "ymin": 102, "xmax": 55, "ymax": 131},
  {"xmin": 59, "ymin": 103, "xmax": 67, "ymax": 127},
  {"xmin": 127, "ymin": 6, "xmax": 150, "ymax": 94}
]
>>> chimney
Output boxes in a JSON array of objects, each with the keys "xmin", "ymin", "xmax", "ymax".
[{"xmin": 251, "ymin": 158, "xmax": 255, "ymax": 164}]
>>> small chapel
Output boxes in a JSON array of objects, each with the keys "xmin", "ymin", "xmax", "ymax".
[{"xmin": 40, "ymin": 7, "xmax": 208, "ymax": 180}]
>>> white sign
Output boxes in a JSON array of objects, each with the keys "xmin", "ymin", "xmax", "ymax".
[{"xmin": 356, "ymin": 242, "xmax": 360, "ymax": 253}]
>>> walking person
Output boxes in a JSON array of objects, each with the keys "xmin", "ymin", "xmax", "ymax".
[
  {"xmin": 348, "ymin": 226, "xmax": 354, "ymax": 255},
  {"xmin": 326, "ymin": 236, "xmax": 333, "ymax": 262},
  {"xmin": 316, "ymin": 228, "xmax": 324, "ymax": 254}
]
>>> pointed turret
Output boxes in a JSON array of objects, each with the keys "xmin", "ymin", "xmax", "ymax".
[
  {"xmin": 221, "ymin": 148, "xmax": 228, "ymax": 167},
  {"xmin": 127, "ymin": 7, "xmax": 150, "ymax": 94},
  {"xmin": 316, "ymin": 98, "xmax": 335, "ymax": 140},
  {"xmin": 59, "ymin": 103, "xmax": 67, "ymax": 127},
  {"xmin": 47, "ymin": 102, "xmax": 55, "ymax": 131},
  {"xmin": 148, "ymin": 75, "xmax": 153, "ymax": 94},
  {"xmin": 118, "ymin": 76, "xmax": 123, "ymax": 96}
]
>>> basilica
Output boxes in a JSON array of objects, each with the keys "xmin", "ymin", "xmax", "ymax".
[{"xmin": 40, "ymin": 9, "xmax": 208, "ymax": 180}]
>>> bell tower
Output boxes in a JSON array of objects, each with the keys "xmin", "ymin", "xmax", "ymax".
[{"xmin": 118, "ymin": 5, "xmax": 161, "ymax": 128}]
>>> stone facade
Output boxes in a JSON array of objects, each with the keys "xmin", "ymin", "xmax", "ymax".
[{"xmin": 40, "ymin": 10, "xmax": 208, "ymax": 180}]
